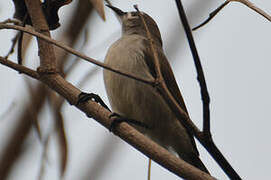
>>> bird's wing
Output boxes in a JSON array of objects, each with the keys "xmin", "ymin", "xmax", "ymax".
[{"xmin": 142, "ymin": 40, "xmax": 199, "ymax": 155}]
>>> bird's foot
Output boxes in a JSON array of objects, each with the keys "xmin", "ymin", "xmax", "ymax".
[
  {"xmin": 109, "ymin": 112, "xmax": 150, "ymax": 132},
  {"xmin": 77, "ymin": 92, "xmax": 111, "ymax": 118}
]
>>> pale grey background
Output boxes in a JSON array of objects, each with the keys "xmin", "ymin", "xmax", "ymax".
[{"xmin": 0, "ymin": 0, "xmax": 270, "ymax": 179}]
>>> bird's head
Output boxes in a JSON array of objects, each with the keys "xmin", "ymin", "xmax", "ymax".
[{"xmin": 107, "ymin": 5, "xmax": 163, "ymax": 46}]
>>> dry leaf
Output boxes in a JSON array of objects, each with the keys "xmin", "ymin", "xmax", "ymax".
[
  {"xmin": 12, "ymin": 0, "xmax": 72, "ymax": 30},
  {"xmin": 89, "ymin": 0, "xmax": 105, "ymax": 21}
]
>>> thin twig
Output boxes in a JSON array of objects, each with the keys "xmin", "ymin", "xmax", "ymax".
[
  {"xmin": 134, "ymin": 5, "xmax": 163, "ymax": 82},
  {"xmin": 0, "ymin": 23, "xmax": 154, "ymax": 86},
  {"xmin": 134, "ymin": 4, "xmax": 202, "ymax": 146},
  {"xmin": 148, "ymin": 158, "xmax": 151, "ymax": 180},
  {"xmin": 175, "ymin": 0, "xmax": 242, "ymax": 179},
  {"xmin": 4, "ymin": 32, "xmax": 20, "ymax": 58},
  {"xmin": 233, "ymin": 0, "xmax": 271, "ymax": 21},
  {"xmin": 134, "ymin": 8, "xmax": 157, "ymax": 176},
  {"xmin": 0, "ymin": 19, "xmax": 23, "ymax": 25},
  {"xmin": 135, "ymin": 3, "xmax": 209, "ymax": 174},
  {"xmin": 193, "ymin": 0, "xmax": 271, "ymax": 31},
  {"xmin": 192, "ymin": 1, "xmax": 230, "ymax": 31},
  {"xmin": 0, "ymin": 56, "xmax": 40, "ymax": 79}
]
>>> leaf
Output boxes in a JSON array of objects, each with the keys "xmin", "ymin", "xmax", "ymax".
[
  {"xmin": 55, "ymin": 110, "xmax": 68, "ymax": 177},
  {"xmin": 12, "ymin": 0, "xmax": 72, "ymax": 30},
  {"xmin": 49, "ymin": 93, "xmax": 68, "ymax": 177},
  {"xmin": 89, "ymin": 0, "xmax": 105, "ymax": 21}
]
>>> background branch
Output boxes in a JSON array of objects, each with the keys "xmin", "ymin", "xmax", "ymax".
[
  {"xmin": 0, "ymin": 82, "xmax": 47, "ymax": 179},
  {"xmin": 193, "ymin": 0, "xmax": 271, "ymax": 30},
  {"xmin": 0, "ymin": 23, "xmax": 153, "ymax": 85},
  {"xmin": 233, "ymin": 0, "xmax": 271, "ymax": 21},
  {"xmin": 175, "ymin": 0, "xmax": 241, "ymax": 179}
]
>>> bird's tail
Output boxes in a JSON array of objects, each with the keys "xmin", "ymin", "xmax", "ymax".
[{"xmin": 177, "ymin": 151, "xmax": 210, "ymax": 174}]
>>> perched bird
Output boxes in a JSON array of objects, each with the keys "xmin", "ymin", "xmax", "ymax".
[{"xmin": 104, "ymin": 5, "xmax": 209, "ymax": 173}]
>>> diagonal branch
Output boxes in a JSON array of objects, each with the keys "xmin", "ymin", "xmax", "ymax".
[
  {"xmin": 0, "ymin": 53, "xmax": 216, "ymax": 180},
  {"xmin": 0, "ymin": 56, "xmax": 39, "ymax": 79},
  {"xmin": 134, "ymin": 4, "xmax": 202, "ymax": 136},
  {"xmin": 0, "ymin": 23, "xmax": 153, "ymax": 86}
]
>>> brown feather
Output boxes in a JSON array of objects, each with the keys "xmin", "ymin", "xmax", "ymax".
[{"xmin": 142, "ymin": 39, "xmax": 199, "ymax": 155}]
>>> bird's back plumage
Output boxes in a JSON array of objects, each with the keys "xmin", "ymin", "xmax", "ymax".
[
  {"xmin": 103, "ymin": 7, "xmax": 209, "ymax": 174},
  {"xmin": 104, "ymin": 35, "xmax": 209, "ymax": 173}
]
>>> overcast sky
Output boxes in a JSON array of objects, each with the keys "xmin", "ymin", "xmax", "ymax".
[{"xmin": 0, "ymin": 0, "xmax": 271, "ymax": 180}]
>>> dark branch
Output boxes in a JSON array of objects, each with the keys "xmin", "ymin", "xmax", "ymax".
[
  {"xmin": 174, "ymin": 0, "xmax": 242, "ymax": 179},
  {"xmin": 175, "ymin": 0, "xmax": 211, "ymax": 136},
  {"xmin": 193, "ymin": 0, "xmax": 271, "ymax": 31},
  {"xmin": 192, "ymin": 1, "xmax": 230, "ymax": 31}
]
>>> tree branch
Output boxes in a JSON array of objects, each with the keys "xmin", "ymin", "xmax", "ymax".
[
  {"xmin": 175, "ymin": 0, "xmax": 242, "ymax": 179},
  {"xmin": 0, "ymin": 56, "xmax": 39, "ymax": 79},
  {"xmin": 0, "ymin": 23, "xmax": 153, "ymax": 86},
  {"xmin": 0, "ymin": 53, "xmax": 215, "ymax": 180},
  {"xmin": 175, "ymin": 0, "xmax": 211, "ymax": 137},
  {"xmin": 193, "ymin": 0, "xmax": 271, "ymax": 31},
  {"xmin": 233, "ymin": 0, "xmax": 271, "ymax": 21},
  {"xmin": 192, "ymin": 1, "xmax": 230, "ymax": 31},
  {"xmin": 134, "ymin": 3, "xmax": 202, "ymax": 144},
  {"xmin": 24, "ymin": 0, "xmax": 57, "ymax": 70}
]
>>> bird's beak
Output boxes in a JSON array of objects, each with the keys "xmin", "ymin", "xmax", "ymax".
[{"xmin": 106, "ymin": 4, "xmax": 126, "ymax": 16}]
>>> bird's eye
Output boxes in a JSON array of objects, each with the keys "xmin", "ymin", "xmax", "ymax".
[{"xmin": 127, "ymin": 12, "xmax": 139, "ymax": 19}]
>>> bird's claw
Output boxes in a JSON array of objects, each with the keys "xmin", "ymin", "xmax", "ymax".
[
  {"xmin": 77, "ymin": 92, "xmax": 111, "ymax": 118},
  {"xmin": 109, "ymin": 112, "xmax": 150, "ymax": 132},
  {"xmin": 77, "ymin": 92, "xmax": 111, "ymax": 111}
]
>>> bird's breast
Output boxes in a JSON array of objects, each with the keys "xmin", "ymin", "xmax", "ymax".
[{"xmin": 103, "ymin": 36, "xmax": 174, "ymax": 132}]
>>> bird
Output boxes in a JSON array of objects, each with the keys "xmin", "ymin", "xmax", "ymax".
[{"xmin": 103, "ymin": 5, "xmax": 209, "ymax": 174}]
